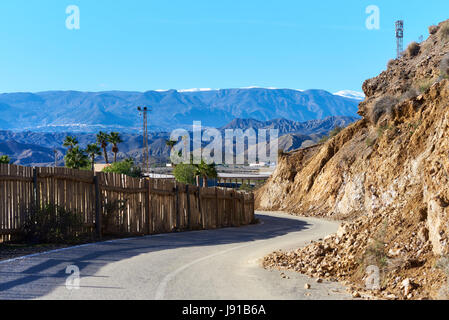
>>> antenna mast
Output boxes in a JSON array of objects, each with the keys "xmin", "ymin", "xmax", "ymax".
[
  {"xmin": 396, "ymin": 20, "xmax": 404, "ymax": 58},
  {"xmin": 53, "ymin": 148, "xmax": 58, "ymax": 167},
  {"xmin": 137, "ymin": 106, "xmax": 151, "ymax": 175}
]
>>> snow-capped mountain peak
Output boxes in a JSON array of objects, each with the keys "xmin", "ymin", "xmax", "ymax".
[{"xmin": 334, "ymin": 90, "xmax": 365, "ymax": 101}]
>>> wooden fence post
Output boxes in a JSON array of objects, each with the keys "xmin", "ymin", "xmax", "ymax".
[
  {"xmin": 198, "ymin": 187, "xmax": 205, "ymax": 229},
  {"xmin": 32, "ymin": 167, "xmax": 39, "ymax": 208},
  {"xmin": 235, "ymin": 192, "xmax": 241, "ymax": 227},
  {"xmin": 94, "ymin": 174, "xmax": 102, "ymax": 239},
  {"xmin": 186, "ymin": 184, "xmax": 191, "ymax": 230},
  {"xmin": 232, "ymin": 189, "xmax": 236, "ymax": 227},
  {"xmin": 251, "ymin": 192, "xmax": 255, "ymax": 223},
  {"xmin": 240, "ymin": 193, "xmax": 245, "ymax": 226},
  {"xmin": 146, "ymin": 178, "xmax": 152, "ymax": 235},
  {"xmin": 215, "ymin": 187, "xmax": 219, "ymax": 228},
  {"xmin": 175, "ymin": 184, "xmax": 180, "ymax": 231}
]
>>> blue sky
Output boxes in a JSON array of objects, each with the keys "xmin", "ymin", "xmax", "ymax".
[{"xmin": 0, "ymin": 0, "xmax": 448, "ymax": 93}]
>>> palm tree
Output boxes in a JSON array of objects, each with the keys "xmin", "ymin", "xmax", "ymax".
[
  {"xmin": 194, "ymin": 160, "xmax": 218, "ymax": 187},
  {"xmin": 96, "ymin": 131, "xmax": 110, "ymax": 164},
  {"xmin": 165, "ymin": 139, "xmax": 177, "ymax": 149},
  {"xmin": 64, "ymin": 146, "xmax": 89, "ymax": 170},
  {"xmin": 0, "ymin": 155, "xmax": 11, "ymax": 164},
  {"xmin": 108, "ymin": 132, "xmax": 123, "ymax": 163},
  {"xmin": 63, "ymin": 136, "xmax": 79, "ymax": 152},
  {"xmin": 85, "ymin": 144, "xmax": 102, "ymax": 171},
  {"xmin": 165, "ymin": 139, "xmax": 177, "ymax": 166}
]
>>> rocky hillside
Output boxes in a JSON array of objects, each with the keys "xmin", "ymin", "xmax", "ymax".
[{"xmin": 257, "ymin": 20, "xmax": 449, "ymax": 299}]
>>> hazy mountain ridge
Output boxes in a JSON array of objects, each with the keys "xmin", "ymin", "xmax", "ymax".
[
  {"xmin": 0, "ymin": 116, "xmax": 358, "ymax": 166},
  {"xmin": 220, "ymin": 116, "xmax": 359, "ymax": 135},
  {"xmin": 0, "ymin": 88, "xmax": 361, "ymax": 132}
]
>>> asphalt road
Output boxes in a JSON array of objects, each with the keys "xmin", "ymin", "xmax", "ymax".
[{"xmin": 0, "ymin": 212, "xmax": 352, "ymax": 300}]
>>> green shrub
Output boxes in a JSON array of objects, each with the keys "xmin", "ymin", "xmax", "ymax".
[
  {"xmin": 18, "ymin": 204, "xmax": 86, "ymax": 244},
  {"xmin": 173, "ymin": 163, "xmax": 196, "ymax": 185},
  {"xmin": 417, "ymin": 78, "xmax": 434, "ymax": 93},
  {"xmin": 364, "ymin": 239, "xmax": 388, "ymax": 269},
  {"xmin": 408, "ymin": 121, "xmax": 422, "ymax": 135},
  {"xmin": 377, "ymin": 125, "xmax": 391, "ymax": 138},
  {"xmin": 0, "ymin": 155, "xmax": 11, "ymax": 164},
  {"xmin": 239, "ymin": 182, "xmax": 254, "ymax": 192},
  {"xmin": 64, "ymin": 146, "xmax": 90, "ymax": 170},
  {"xmin": 357, "ymin": 219, "xmax": 389, "ymax": 285},
  {"xmin": 102, "ymin": 199, "xmax": 127, "ymax": 234},
  {"xmin": 366, "ymin": 137, "xmax": 376, "ymax": 147},
  {"xmin": 440, "ymin": 54, "xmax": 449, "ymax": 79},
  {"xmin": 329, "ymin": 126, "xmax": 344, "ymax": 138},
  {"xmin": 319, "ymin": 126, "xmax": 344, "ymax": 143},
  {"xmin": 102, "ymin": 158, "xmax": 142, "ymax": 178}
]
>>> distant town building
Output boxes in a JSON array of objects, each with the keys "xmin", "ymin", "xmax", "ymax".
[
  {"xmin": 94, "ymin": 163, "xmax": 111, "ymax": 172},
  {"xmin": 249, "ymin": 162, "xmax": 268, "ymax": 167}
]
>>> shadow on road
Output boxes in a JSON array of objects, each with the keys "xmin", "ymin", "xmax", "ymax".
[{"xmin": 0, "ymin": 212, "xmax": 311, "ymax": 299}]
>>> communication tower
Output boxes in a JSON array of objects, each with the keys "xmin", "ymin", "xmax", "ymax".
[{"xmin": 396, "ymin": 20, "xmax": 404, "ymax": 58}]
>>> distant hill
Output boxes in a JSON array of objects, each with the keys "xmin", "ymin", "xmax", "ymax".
[
  {"xmin": 0, "ymin": 116, "xmax": 359, "ymax": 166},
  {"xmin": 0, "ymin": 88, "xmax": 361, "ymax": 133},
  {"xmin": 0, "ymin": 131, "xmax": 171, "ymax": 166},
  {"xmin": 220, "ymin": 116, "xmax": 359, "ymax": 135},
  {"xmin": 0, "ymin": 140, "xmax": 57, "ymax": 166}
]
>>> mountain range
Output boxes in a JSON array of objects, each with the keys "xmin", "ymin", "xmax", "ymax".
[
  {"xmin": 0, "ymin": 116, "xmax": 359, "ymax": 166},
  {"xmin": 220, "ymin": 116, "xmax": 357, "ymax": 135},
  {"xmin": 0, "ymin": 88, "xmax": 362, "ymax": 132}
]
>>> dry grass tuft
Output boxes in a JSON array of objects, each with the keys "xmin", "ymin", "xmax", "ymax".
[
  {"xmin": 429, "ymin": 25, "xmax": 439, "ymax": 35},
  {"xmin": 368, "ymin": 96, "xmax": 398, "ymax": 124},
  {"xmin": 440, "ymin": 54, "xmax": 449, "ymax": 79},
  {"xmin": 406, "ymin": 42, "xmax": 420, "ymax": 57}
]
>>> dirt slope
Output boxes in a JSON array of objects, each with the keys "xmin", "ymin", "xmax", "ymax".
[{"xmin": 257, "ymin": 20, "xmax": 449, "ymax": 299}]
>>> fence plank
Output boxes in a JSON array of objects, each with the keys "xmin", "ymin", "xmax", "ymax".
[{"xmin": 94, "ymin": 175, "xmax": 101, "ymax": 238}]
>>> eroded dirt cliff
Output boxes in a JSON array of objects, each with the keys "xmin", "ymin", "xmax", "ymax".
[{"xmin": 258, "ymin": 20, "xmax": 449, "ymax": 299}]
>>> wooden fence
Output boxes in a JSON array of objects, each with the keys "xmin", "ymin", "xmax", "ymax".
[{"xmin": 0, "ymin": 164, "xmax": 255, "ymax": 242}]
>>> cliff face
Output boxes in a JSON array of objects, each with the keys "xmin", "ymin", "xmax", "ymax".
[{"xmin": 257, "ymin": 20, "xmax": 449, "ymax": 299}]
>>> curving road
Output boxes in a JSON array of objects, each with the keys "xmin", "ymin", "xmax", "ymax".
[{"xmin": 0, "ymin": 212, "xmax": 352, "ymax": 300}]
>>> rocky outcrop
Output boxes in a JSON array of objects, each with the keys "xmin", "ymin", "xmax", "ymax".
[{"xmin": 257, "ymin": 19, "xmax": 449, "ymax": 299}]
